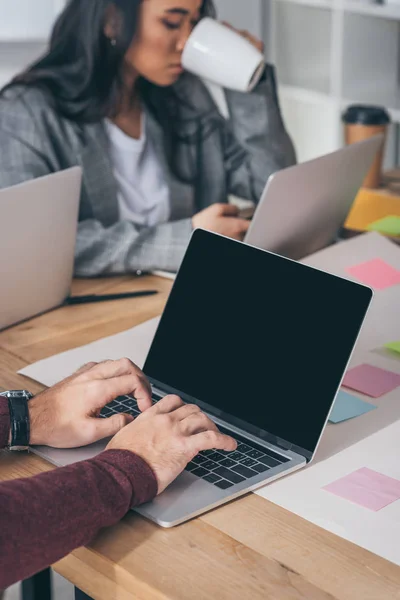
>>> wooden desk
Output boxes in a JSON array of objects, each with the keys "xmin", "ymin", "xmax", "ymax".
[{"xmin": 1, "ymin": 275, "xmax": 400, "ymax": 600}]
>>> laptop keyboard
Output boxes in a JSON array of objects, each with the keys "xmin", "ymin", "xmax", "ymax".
[
  {"xmin": 100, "ymin": 394, "xmax": 291, "ymax": 490},
  {"xmin": 99, "ymin": 396, "xmax": 142, "ymax": 418}
]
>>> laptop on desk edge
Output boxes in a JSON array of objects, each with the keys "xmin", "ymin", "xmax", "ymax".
[
  {"xmin": 0, "ymin": 168, "xmax": 82, "ymax": 331},
  {"xmin": 32, "ymin": 229, "xmax": 373, "ymax": 527}
]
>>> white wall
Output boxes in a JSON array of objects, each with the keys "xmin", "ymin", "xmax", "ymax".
[
  {"xmin": 0, "ymin": 0, "xmax": 60, "ymax": 87},
  {"xmin": 212, "ymin": 0, "xmax": 263, "ymax": 39},
  {"xmin": 0, "ymin": 42, "xmax": 46, "ymax": 87}
]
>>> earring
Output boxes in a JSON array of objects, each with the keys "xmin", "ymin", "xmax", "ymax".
[{"xmin": 110, "ymin": 38, "xmax": 117, "ymax": 47}]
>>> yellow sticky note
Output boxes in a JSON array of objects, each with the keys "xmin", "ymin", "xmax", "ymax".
[
  {"xmin": 385, "ymin": 341, "xmax": 400, "ymax": 355},
  {"xmin": 368, "ymin": 216, "xmax": 400, "ymax": 237},
  {"xmin": 345, "ymin": 188, "xmax": 400, "ymax": 232}
]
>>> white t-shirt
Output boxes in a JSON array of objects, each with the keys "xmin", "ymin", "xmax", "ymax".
[{"xmin": 105, "ymin": 117, "xmax": 170, "ymax": 227}]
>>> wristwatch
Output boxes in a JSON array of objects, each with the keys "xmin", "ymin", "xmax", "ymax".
[{"xmin": 0, "ymin": 390, "xmax": 33, "ymax": 451}]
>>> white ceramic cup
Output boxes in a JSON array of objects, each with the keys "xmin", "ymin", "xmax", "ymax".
[{"xmin": 181, "ymin": 18, "xmax": 265, "ymax": 93}]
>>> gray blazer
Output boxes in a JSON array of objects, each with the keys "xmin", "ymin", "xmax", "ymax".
[{"xmin": 0, "ymin": 66, "xmax": 296, "ymax": 276}]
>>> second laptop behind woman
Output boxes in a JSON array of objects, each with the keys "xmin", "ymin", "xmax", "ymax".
[{"xmin": 0, "ymin": 0, "xmax": 295, "ymax": 277}]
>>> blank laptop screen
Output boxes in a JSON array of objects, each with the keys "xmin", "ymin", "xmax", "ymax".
[{"xmin": 144, "ymin": 230, "xmax": 372, "ymax": 457}]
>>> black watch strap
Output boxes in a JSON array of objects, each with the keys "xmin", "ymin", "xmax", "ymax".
[{"xmin": 2, "ymin": 391, "xmax": 32, "ymax": 450}]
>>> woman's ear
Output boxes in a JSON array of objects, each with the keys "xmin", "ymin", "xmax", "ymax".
[{"xmin": 103, "ymin": 4, "xmax": 121, "ymax": 41}]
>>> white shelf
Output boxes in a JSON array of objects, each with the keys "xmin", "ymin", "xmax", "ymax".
[
  {"xmin": 343, "ymin": 1, "xmax": 400, "ymax": 19},
  {"xmin": 272, "ymin": 0, "xmax": 334, "ymax": 9},
  {"xmin": 279, "ymin": 84, "xmax": 336, "ymax": 105},
  {"xmin": 279, "ymin": 85, "xmax": 400, "ymax": 124},
  {"xmin": 385, "ymin": 107, "xmax": 400, "ymax": 123},
  {"xmin": 272, "ymin": 1, "xmax": 333, "ymax": 94}
]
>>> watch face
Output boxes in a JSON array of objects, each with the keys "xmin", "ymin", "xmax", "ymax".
[{"xmin": 0, "ymin": 390, "xmax": 32, "ymax": 399}]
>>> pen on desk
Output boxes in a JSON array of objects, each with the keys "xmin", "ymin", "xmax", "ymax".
[{"xmin": 66, "ymin": 290, "xmax": 158, "ymax": 305}]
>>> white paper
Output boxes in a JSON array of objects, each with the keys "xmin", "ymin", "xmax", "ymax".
[
  {"xmin": 19, "ymin": 317, "xmax": 160, "ymax": 387},
  {"xmin": 256, "ymin": 420, "xmax": 400, "ymax": 567},
  {"xmin": 150, "ymin": 271, "xmax": 176, "ymax": 281}
]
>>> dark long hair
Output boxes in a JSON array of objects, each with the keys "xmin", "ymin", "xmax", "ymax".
[{"xmin": 2, "ymin": 0, "xmax": 219, "ymax": 182}]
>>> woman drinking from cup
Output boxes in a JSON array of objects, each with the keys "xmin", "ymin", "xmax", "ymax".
[{"xmin": 0, "ymin": 0, "xmax": 296, "ymax": 275}]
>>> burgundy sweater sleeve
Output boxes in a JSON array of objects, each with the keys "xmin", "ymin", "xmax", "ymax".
[{"xmin": 0, "ymin": 401, "xmax": 158, "ymax": 590}]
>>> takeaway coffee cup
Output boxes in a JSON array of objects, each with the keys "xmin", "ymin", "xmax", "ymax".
[
  {"xmin": 342, "ymin": 105, "xmax": 391, "ymax": 189},
  {"xmin": 181, "ymin": 18, "xmax": 265, "ymax": 92}
]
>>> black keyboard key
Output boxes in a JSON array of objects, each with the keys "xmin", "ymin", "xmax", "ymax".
[
  {"xmin": 219, "ymin": 458, "xmax": 237, "ymax": 468},
  {"xmin": 207, "ymin": 452, "xmax": 226, "ymax": 463},
  {"xmin": 214, "ymin": 467, "xmax": 245, "ymax": 484},
  {"xmin": 229, "ymin": 451, "xmax": 246, "ymax": 462},
  {"xmin": 116, "ymin": 396, "xmax": 130, "ymax": 403},
  {"xmin": 252, "ymin": 463, "xmax": 270, "ymax": 473},
  {"xmin": 201, "ymin": 460, "xmax": 219, "ymax": 470},
  {"xmin": 192, "ymin": 455, "xmax": 208, "ymax": 465},
  {"xmin": 191, "ymin": 467, "xmax": 209, "ymax": 478},
  {"xmin": 264, "ymin": 448, "xmax": 291, "ymax": 463},
  {"xmin": 232, "ymin": 464, "xmax": 258, "ymax": 479},
  {"xmin": 121, "ymin": 398, "xmax": 138, "ymax": 409},
  {"xmin": 107, "ymin": 400, "xmax": 120, "ymax": 409},
  {"xmin": 186, "ymin": 462, "xmax": 198, "ymax": 472},
  {"xmin": 258, "ymin": 455, "xmax": 281, "ymax": 468},
  {"xmin": 237, "ymin": 443, "xmax": 252, "ymax": 454},
  {"xmin": 203, "ymin": 473, "xmax": 221, "ymax": 484},
  {"xmin": 246, "ymin": 449, "xmax": 265, "ymax": 460},
  {"xmin": 240, "ymin": 457, "xmax": 258, "ymax": 467},
  {"xmin": 214, "ymin": 479, "xmax": 234, "ymax": 490},
  {"xmin": 113, "ymin": 404, "xmax": 136, "ymax": 415},
  {"xmin": 200, "ymin": 449, "xmax": 216, "ymax": 457},
  {"xmin": 100, "ymin": 408, "xmax": 114, "ymax": 417}
]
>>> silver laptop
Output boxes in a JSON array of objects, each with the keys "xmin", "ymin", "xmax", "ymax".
[
  {"xmin": 245, "ymin": 135, "xmax": 384, "ymax": 260},
  {"xmin": 0, "ymin": 167, "xmax": 82, "ymax": 330},
  {"xmin": 33, "ymin": 229, "xmax": 372, "ymax": 527}
]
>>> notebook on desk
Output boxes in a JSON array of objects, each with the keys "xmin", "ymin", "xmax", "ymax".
[{"xmin": 33, "ymin": 230, "xmax": 373, "ymax": 527}]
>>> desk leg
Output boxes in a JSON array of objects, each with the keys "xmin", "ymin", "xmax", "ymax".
[
  {"xmin": 21, "ymin": 568, "xmax": 52, "ymax": 600},
  {"xmin": 74, "ymin": 588, "xmax": 93, "ymax": 600}
]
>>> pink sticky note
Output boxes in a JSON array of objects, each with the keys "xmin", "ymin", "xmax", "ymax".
[
  {"xmin": 323, "ymin": 468, "xmax": 400, "ymax": 511},
  {"xmin": 346, "ymin": 258, "xmax": 400, "ymax": 290},
  {"xmin": 342, "ymin": 364, "xmax": 400, "ymax": 398}
]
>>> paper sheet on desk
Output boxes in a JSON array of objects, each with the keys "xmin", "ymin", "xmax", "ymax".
[
  {"xmin": 256, "ymin": 420, "xmax": 400, "ymax": 566},
  {"xmin": 19, "ymin": 317, "xmax": 160, "ymax": 387}
]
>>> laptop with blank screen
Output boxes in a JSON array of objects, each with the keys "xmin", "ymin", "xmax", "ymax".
[
  {"xmin": 244, "ymin": 135, "xmax": 384, "ymax": 260},
  {"xmin": 33, "ymin": 229, "xmax": 373, "ymax": 527},
  {"xmin": 152, "ymin": 135, "xmax": 383, "ymax": 282}
]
